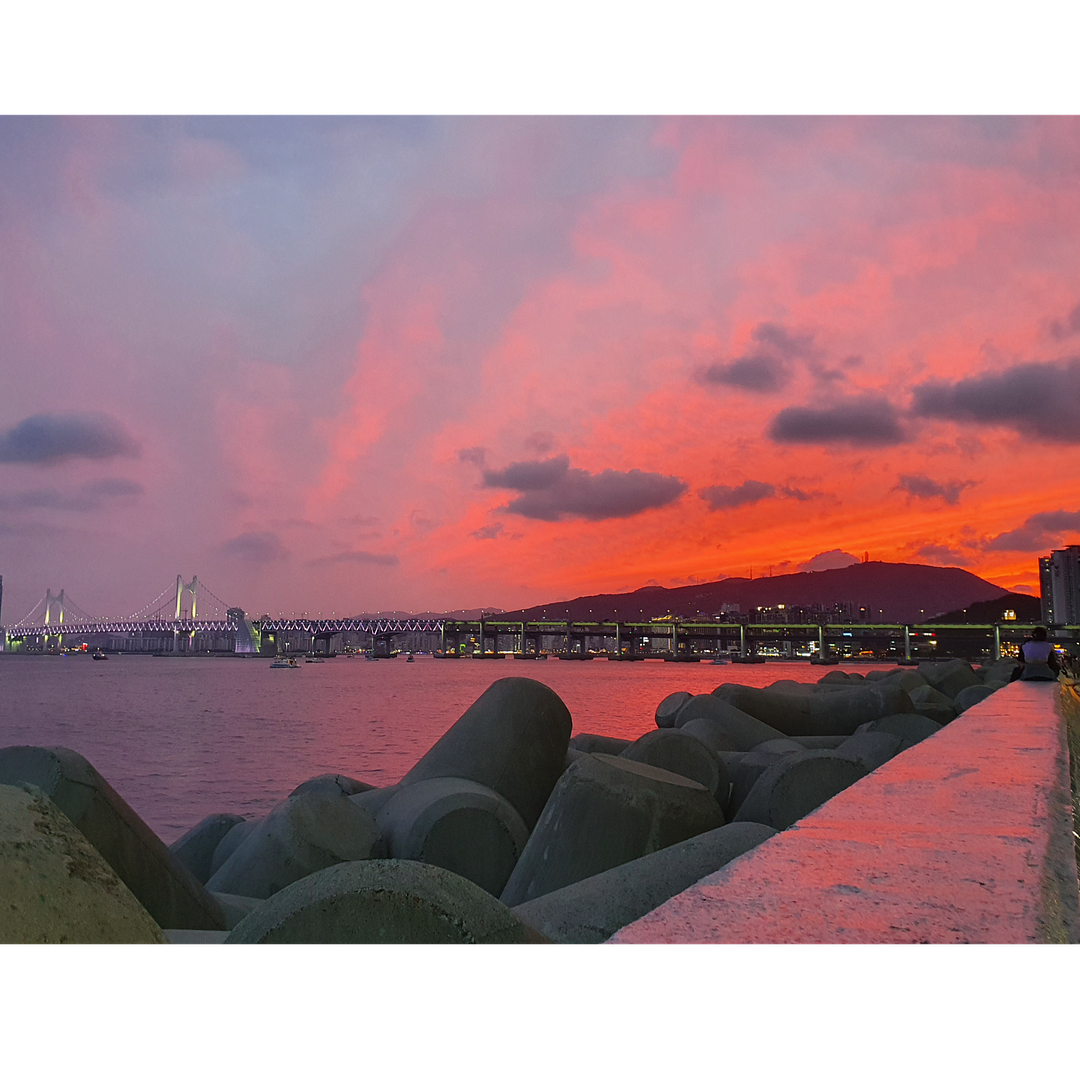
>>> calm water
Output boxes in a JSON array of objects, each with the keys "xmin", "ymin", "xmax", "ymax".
[{"xmin": 0, "ymin": 653, "xmax": 872, "ymax": 843}]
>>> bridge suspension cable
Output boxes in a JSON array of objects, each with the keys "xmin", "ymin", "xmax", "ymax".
[
  {"xmin": 11, "ymin": 594, "xmax": 47, "ymax": 628},
  {"xmin": 195, "ymin": 579, "xmax": 234, "ymax": 618}
]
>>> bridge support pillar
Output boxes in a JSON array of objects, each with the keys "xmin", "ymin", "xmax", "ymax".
[{"xmin": 904, "ymin": 625, "xmax": 911, "ymax": 662}]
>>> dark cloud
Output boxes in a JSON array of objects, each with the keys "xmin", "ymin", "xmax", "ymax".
[
  {"xmin": 484, "ymin": 454, "xmax": 570, "ymax": 491},
  {"xmin": 700, "ymin": 321, "xmax": 822, "ymax": 394},
  {"xmin": 307, "ymin": 549, "xmax": 399, "ymax": 566},
  {"xmin": 0, "ymin": 412, "xmax": 139, "ymax": 465},
  {"xmin": 702, "ymin": 356, "xmax": 789, "ymax": 393},
  {"xmin": 223, "ymin": 531, "xmax": 287, "ymax": 563},
  {"xmin": 895, "ymin": 474, "xmax": 977, "ymax": 506},
  {"xmin": 910, "ymin": 359, "xmax": 1080, "ymax": 443},
  {"xmin": 769, "ymin": 395, "xmax": 907, "ymax": 446},
  {"xmin": 1049, "ymin": 303, "xmax": 1080, "ymax": 340},
  {"xmin": 751, "ymin": 322, "xmax": 821, "ymax": 361},
  {"xmin": 915, "ymin": 543, "xmax": 973, "ymax": 567},
  {"xmin": 699, "ymin": 480, "xmax": 775, "ymax": 511},
  {"xmin": 984, "ymin": 510, "xmax": 1080, "ymax": 552},
  {"xmin": 457, "ymin": 446, "xmax": 487, "ymax": 468},
  {"xmin": 484, "ymin": 454, "xmax": 687, "ymax": 521},
  {"xmin": 799, "ymin": 549, "xmax": 860, "ymax": 571},
  {"xmin": 471, "ymin": 523, "xmax": 503, "ymax": 540},
  {"xmin": 0, "ymin": 478, "xmax": 143, "ymax": 513},
  {"xmin": 779, "ymin": 485, "xmax": 814, "ymax": 501}
]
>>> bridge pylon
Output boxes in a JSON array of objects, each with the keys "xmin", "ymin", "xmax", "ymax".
[
  {"xmin": 43, "ymin": 589, "xmax": 65, "ymax": 647},
  {"xmin": 175, "ymin": 576, "xmax": 197, "ymax": 620}
]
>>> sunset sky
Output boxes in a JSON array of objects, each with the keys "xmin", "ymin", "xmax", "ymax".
[{"xmin": 2, "ymin": 115, "xmax": 1079, "ymax": 620}]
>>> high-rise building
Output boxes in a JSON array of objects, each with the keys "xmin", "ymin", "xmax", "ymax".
[{"xmin": 1040, "ymin": 545, "xmax": 1080, "ymax": 624}]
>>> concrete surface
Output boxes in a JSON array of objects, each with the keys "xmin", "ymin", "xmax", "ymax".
[{"xmin": 613, "ymin": 682, "xmax": 1080, "ymax": 943}]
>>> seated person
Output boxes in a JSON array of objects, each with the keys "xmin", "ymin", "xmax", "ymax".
[{"xmin": 1011, "ymin": 626, "xmax": 1061, "ymax": 682}]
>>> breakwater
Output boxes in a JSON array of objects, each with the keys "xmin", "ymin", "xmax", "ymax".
[{"xmin": 2, "ymin": 658, "xmax": 1074, "ymax": 942}]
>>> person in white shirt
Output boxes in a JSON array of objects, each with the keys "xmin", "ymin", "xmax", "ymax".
[{"xmin": 1011, "ymin": 626, "xmax": 1060, "ymax": 682}]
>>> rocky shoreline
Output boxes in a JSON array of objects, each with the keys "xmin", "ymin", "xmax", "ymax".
[{"xmin": 0, "ymin": 658, "xmax": 1017, "ymax": 943}]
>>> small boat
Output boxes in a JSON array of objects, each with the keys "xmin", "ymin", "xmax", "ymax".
[
  {"xmin": 711, "ymin": 655, "xmax": 730, "ymax": 664},
  {"xmin": 406, "ymin": 654, "xmax": 415, "ymax": 662},
  {"xmin": 92, "ymin": 649, "xmax": 109, "ymax": 661},
  {"xmin": 270, "ymin": 657, "xmax": 299, "ymax": 668}
]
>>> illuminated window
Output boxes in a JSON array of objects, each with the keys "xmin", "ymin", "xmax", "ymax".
[{"xmin": 1003, "ymin": 610, "xmax": 1016, "ymax": 621}]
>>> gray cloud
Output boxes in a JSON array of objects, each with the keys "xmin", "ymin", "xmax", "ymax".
[
  {"xmin": 223, "ymin": 531, "xmax": 287, "ymax": 563},
  {"xmin": 0, "ymin": 478, "xmax": 143, "ymax": 512},
  {"xmin": 699, "ymin": 480, "xmax": 775, "ymax": 510},
  {"xmin": 307, "ymin": 549, "xmax": 399, "ymax": 566},
  {"xmin": 910, "ymin": 359, "xmax": 1080, "ymax": 443},
  {"xmin": 915, "ymin": 543, "xmax": 973, "ymax": 567},
  {"xmin": 769, "ymin": 395, "xmax": 907, "ymax": 446},
  {"xmin": 457, "ymin": 446, "xmax": 487, "ymax": 468},
  {"xmin": 984, "ymin": 509, "xmax": 1080, "ymax": 552},
  {"xmin": 700, "ymin": 321, "xmax": 822, "ymax": 394},
  {"xmin": 471, "ymin": 523, "xmax": 503, "ymax": 540},
  {"xmin": 1049, "ymin": 303, "xmax": 1080, "ymax": 340},
  {"xmin": 698, "ymin": 480, "xmax": 818, "ymax": 511},
  {"xmin": 799, "ymin": 549, "xmax": 860, "ymax": 571},
  {"xmin": 0, "ymin": 412, "xmax": 139, "ymax": 465},
  {"xmin": 484, "ymin": 455, "xmax": 571, "ymax": 491},
  {"xmin": 896, "ymin": 474, "xmax": 977, "ymax": 505},
  {"xmin": 702, "ymin": 356, "xmax": 789, "ymax": 393},
  {"xmin": 753, "ymin": 322, "xmax": 821, "ymax": 361},
  {"xmin": 484, "ymin": 454, "xmax": 687, "ymax": 521}
]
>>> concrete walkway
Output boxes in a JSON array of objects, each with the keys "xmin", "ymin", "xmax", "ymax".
[{"xmin": 613, "ymin": 681, "xmax": 1080, "ymax": 943}]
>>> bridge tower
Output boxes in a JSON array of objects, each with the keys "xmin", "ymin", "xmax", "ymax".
[
  {"xmin": 174, "ymin": 575, "xmax": 197, "ymax": 652},
  {"xmin": 43, "ymin": 588, "xmax": 65, "ymax": 648}
]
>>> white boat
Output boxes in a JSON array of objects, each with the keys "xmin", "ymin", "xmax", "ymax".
[{"xmin": 270, "ymin": 658, "xmax": 299, "ymax": 669}]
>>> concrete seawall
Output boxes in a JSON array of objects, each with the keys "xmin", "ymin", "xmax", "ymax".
[{"xmin": 614, "ymin": 681, "xmax": 1080, "ymax": 943}]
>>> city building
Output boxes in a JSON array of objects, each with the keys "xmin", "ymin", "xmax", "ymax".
[{"xmin": 1040, "ymin": 545, "xmax": 1080, "ymax": 624}]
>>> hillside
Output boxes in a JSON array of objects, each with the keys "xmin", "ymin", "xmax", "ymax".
[
  {"xmin": 928, "ymin": 592, "xmax": 1042, "ymax": 624},
  {"xmin": 497, "ymin": 562, "xmax": 1010, "ymax": 625}
]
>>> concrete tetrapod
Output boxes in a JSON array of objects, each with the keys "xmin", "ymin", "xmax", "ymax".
[
  {"xmin": 375, "ymin": 777, "xmax": 530, "ymax": 897},
  {"xmin": 206, "ymin": 789, "xmax": 386, "ymax": 900},
  {"xmin": 169, "ymin": 813, "xmax": 245, "ymax": 885},
  {"xmin": 907, "ymin": 684, "xmax": 957, "ymax": 724},
  {"xmin": 569, "ymin": 733, "xmax": 632, "ymax": 756},
  {"xmin": 399, "ymin": 677, "xmax": 572, "ymax": 830},
  {"xmin": 226, "ymin": 859, "xmax": 542, "ymax": 944},
  {"xmin": 0, "ymin": 783, "xmax": 166, "ymax": 944},
  {"xmin": 499, "ymin": 753, "xmax": 724, "ymax": 908},
  {"xmin": 0, "ymin": 745, "xmax": 227, "ymax": 931},
  {"xmin": 620, "ymin": 729, "xmax": 726, "ymax": 802},
  {"xmin": 655, "ymin": 691, "xmax": 693, "ymax": 728},
  {"xmin": 953, "ymin": 684, "xmax": 999, "ymax": 714},
  {"xmin": 512, "ymin": 821, "xmax": 776, "ymax": 943},
  {"xmin": 676, "ymin": 695, "xmax": 789, "ymax": 750},
  {"xmin": 289, "ymin": 774, "xmax": 376, "ymax": 799},
  {"xmin": 209, "ymin": 817, "xmax": 260, "ymax": 879},
  {"xmin": 710, "ymin": 682, "xmax": 913, "ymax": 738},
  {"xmin": 918, "ymin": 659, "xmax": 981, "ymax": 700},
  {"xmin": 732, "ymin": 751, "xmax": 870, "ymax": 831},
  {"xmin": 854, "ymin": 713, "xmax": 942, "ymax": 750},
  {"xmin": 832, "ymin": 730, "xmax": 904, "ymax": 772},
  {"xmin": 676, "ymin": 716, "xmax": 743, "ymax": 755},
  {"xmin": 726, "ymin": 745, "xmax": 805, "ymax": 819}
]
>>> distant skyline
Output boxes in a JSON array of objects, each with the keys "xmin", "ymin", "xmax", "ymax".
[{"xmin": 2, "ymin": 116, "xmax": 1079, "ymax": 620}]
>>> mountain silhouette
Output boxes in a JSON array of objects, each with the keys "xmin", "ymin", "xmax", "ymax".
[{"xmin": 497, "ymin": 562, "xmax": 1012, "ymax": 625}]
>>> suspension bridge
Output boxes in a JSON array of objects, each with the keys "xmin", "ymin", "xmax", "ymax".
[{"xmin": 2, "ymin": 576, "xmax": 445, "ymax": 653}]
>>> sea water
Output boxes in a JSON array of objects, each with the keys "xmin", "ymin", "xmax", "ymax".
[{"xmin": 0, "ymin": 653, "xmax": 873, "ymax": 843}]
